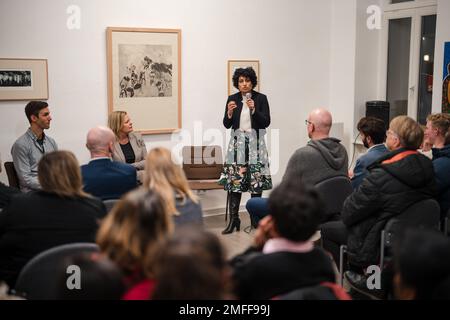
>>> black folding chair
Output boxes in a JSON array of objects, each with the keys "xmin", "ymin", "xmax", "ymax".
[
  {"xmin": 14, "ymin": 243, "xmax": 99, "ymax": 300},
  {"xmin": 315, "ymin": 176, "xmax": 353, "ymax": 222},
  {"xmin": 339, "ymin": 198, "xmax": 441, "ymax": 286}
]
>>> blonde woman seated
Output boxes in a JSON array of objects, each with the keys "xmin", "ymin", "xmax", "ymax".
[
  {"xmin": 97, "ymin": 188, "xmax": 173, "ymax": 300},
  {"xmin": 108, "ymin": 111, "xmax": 147, "ymax": 180},
  {"xmin": 144, "ymin": 147, "xmax": 203, "ymax": 227}
]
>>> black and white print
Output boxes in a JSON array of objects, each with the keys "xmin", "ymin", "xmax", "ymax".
[
  {"xmin": 0, "ymin": 70, "xmax": 32, "ymax": 88},
  {"xmin": 118, "ymin": 44, "xmax": 172, "ymax": 98}
]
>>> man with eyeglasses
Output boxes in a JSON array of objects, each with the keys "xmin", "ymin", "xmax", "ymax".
[
  {"xmin": 282, "ymin": 108, "xmax": 348, "ymax": 185},
  {"xmin": 246, "ymin": 108, "xmax": 348, "ymax": 227},
  {"xmin": 11, "ymin": 101, "xmax": 58, "ymax": 192}
]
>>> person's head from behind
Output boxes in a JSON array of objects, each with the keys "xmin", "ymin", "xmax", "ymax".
[
  {"xmin": 393, "ymin": 228, "xmax": 450, "ymax": 300},
  {"xmin": 267, "ymin": 177, "xmax": 324, "ymax": 242},
  {"xmin": 96, "ymin": 188, "xmax": 173, "ymax": 278},
  {"xmin": 306, "ymin": 108, "xmax": 332, "ymax": 140},
  {"xmin": 232, "ymin": 67, "xmax": 257, "ymax": 95},
  {"xmin": 108, "ymin": 111, "xmax": 133, "ymax": 139},
  {"xmin": 38, "ymin": 150, "xmax": 87, "ymax": 198},
  {"xmin": 56, "ymin": 252, "xmax": 125, "ymax": 300},
  {"xmin": 85, "ymin": 126, "xmax": 115, "ymax": 158},
  {"xmin": 386, "ymin": 116, "xmax": 423, "ymax": 151},
  {"xmin": 152, "ymin": 227, "xmax": 230, "ymax": 300},
  {"xmin": 144, "ymin": 147, "xmax": 197, "ymax": 215},
  {"xmin": 424, "ymin": 113, "xmax": 450, "ymax": 146},
  {"xmin": 25, "ymin": 101, "xmax": 51, "ymax": 129},
  {"xmin": 357, "ymin": 117, "xmax": 386, "ymax": 149}
]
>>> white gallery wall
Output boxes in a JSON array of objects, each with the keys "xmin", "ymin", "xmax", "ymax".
[
  {"xmin": 1, "ymin": 0, "xmax": 448, "ymax": 214},
  {"xmin": 329, "ymin": 0, "xmax": 357, "ymax": 152},
  {"xmin": 0, "ymin": 0, "xmax": 337, "ymax": 214}
]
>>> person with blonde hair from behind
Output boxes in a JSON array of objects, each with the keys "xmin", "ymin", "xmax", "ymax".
[
  {"xmin": 143, "ymin": 147, "xmax": 203, "ymax": 227},
  {"xmin": 96, "ymin": 188, "xmax": 173, "ymax": 300},
  {"xmin": 0, "ymin": 151, "xmax": 104, "ymax": 287},
  {"xmin": 108, "ymin": 111, "xmax": 147, "ymax": 181}
]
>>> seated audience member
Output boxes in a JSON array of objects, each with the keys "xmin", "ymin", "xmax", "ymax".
[
  {"xmin": 0, "ymin": 158, "xmax": 19, "ymax": 209},
  {"xmin": 143, "ymin": 147, "xmax": 203, "ymax": 227},
  {"xmin": 108, "ymin": 111, "xmax": 147, "ymax": 182},
  {"xmin": 81, "ymin": 126, "xmax": 137, "ymax": 200},
  {"xmin": 424, "ymin": 113, "xmax": 450, "ymax": 218},
  {"xmin": 350, "ymin": 117, "xmax": 388, "ymax": 190},
  {"xmin": 230, "ymin": 178, "xmax": 336, "ymax": 300},
  {"xmin": 96, "ymin": 188, "xmax": 173, "ymax": 300},
  {"xmin": 0, "ymin": 151, "xmax": 103, "ymax": 287},
  {"xmin": 393, "ymin": 228, "xmax": 450, "ymax": 300},
  {"xmin": 424, "ymin": 113, "xmax": 450, "ymax": 150},
  {"xmin": 246, "ymin": 108, "xmax": 348, "ymax": 227},
  {"xmin": 11, "ymin": 101, "xmax": 58, "ymax": 192},
  {"xmin": 325, "ymin": 116, "xmax": 436, "ymax": 290},
  {"xmin": 56, "ymin": 252, "xmax": 125, "ymax": 300},
  {"xmin": 152, "ymin": 227, "xmax": 231, "ymax": 300},
  {"xmin": 284, "ymin": 108, "xmax": 348, "ymax": 184}
]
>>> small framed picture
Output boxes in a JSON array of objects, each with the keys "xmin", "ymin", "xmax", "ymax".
[
  {"xmin": 227, "ymin": 60, "xmax": 260, "ymax": 96},
  {"xmin": 0, "ymin": 58, "xmax": 48, "ymax": 101}
]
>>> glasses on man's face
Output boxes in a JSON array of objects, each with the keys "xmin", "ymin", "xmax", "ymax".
[{"xmin": 305, "ymin": 120, "xmax": 313, "ymax": 126}]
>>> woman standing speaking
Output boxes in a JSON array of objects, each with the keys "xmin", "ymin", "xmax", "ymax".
[{"xmin": 219, "ymin": 67, "xmax": 272, "ymax": 234}]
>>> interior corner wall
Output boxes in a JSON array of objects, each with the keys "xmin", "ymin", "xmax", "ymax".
[
  {"xmin": 0, "ymin": 0, "xmax": 333, "ymax": 213},
  {"xmin": 329, "ymin": 0, "xmax": 357, "ymax": 155},
  {"xmin": 432, "ymin": 0, "xmax": 450, "ymax": 114},
  {"xmin": 354, "ymin": 0, "xmax": 383, "ymax": 138}
]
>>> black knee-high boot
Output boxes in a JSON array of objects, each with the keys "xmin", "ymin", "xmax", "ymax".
[{"xmin": 222, "ymin": 192, "xmax": 242, "ymax": 234}]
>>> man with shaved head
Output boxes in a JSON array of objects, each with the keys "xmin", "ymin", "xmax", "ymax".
[
  {"xmin": 283, "ymin": 108, "xmax": 348, "ymax": 185},
  {"xmin": 81, "ymin": 126, "xmax": 137, "ymax": 200},
  {"xmin": 246, "ymin": 108, "xmax": 348, "ymax": 227}
]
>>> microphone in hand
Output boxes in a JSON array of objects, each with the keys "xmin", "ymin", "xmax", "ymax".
[{"xmin": 245, "ymin": 92, "xmax": 254, "ymax": 111}]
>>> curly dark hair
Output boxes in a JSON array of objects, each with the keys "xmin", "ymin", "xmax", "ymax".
[
  {"xmin": 268, "ymin": 177, "xmax": 324, "ymax": 242},
  {"xmin": 232, "ymin": 67, "xmax": 258, "ymax": 90}
]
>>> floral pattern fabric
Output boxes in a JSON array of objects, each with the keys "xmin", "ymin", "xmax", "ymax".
[{"xmin": 218, "ymin": 130, "xmax": 272, "ymax": 194}]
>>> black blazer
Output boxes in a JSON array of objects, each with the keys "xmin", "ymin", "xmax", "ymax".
[
  {"xmin": 223, "ymin": 90, "xmax": 271, "ymax": 132},
  {"xmin": 81, "ymin": 159, "xmax": 137, "ymax": 200},
  {"xmin": 0, "ymin": 191, "xmax": 104, "ymax": 286}
]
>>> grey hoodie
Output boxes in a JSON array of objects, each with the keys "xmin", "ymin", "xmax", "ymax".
[{"xmin": 283, "ymin": 137, "xmax": 348, "ymax": 186}]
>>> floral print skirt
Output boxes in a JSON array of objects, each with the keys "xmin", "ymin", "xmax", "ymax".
[{"xmin": 218, "ymin": 130, "xmax": 272, "ymax": 194}]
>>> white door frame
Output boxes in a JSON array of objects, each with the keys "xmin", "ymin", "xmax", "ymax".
[
  {"xmin": 379, "ymin": 5, "xmax": 437, "ymax": 120},
  {"xmin": 382, "ymin": 0, "xmax": 437, "ymax": 12}
]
